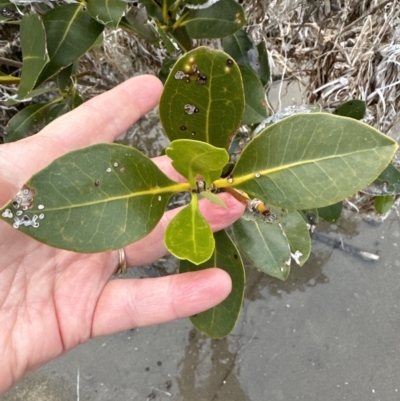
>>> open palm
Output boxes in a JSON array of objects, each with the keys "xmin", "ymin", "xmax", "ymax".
[{"xmin": 0, "ymin": 76, "xmax": 244, "ymax": 394}]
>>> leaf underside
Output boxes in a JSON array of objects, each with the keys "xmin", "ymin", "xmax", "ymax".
[{"xmin": 223, "ymin": 113, "xmax": 398, "ymax": 209}]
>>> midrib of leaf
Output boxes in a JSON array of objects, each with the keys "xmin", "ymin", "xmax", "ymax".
[
  {"xmin": 213, "ymin": 147, "xmax": 384, "ymax": 188},
  {"xmin": 50, "ymin": 6, "xmax": 81, "ymax": 59},
  {"xmin": 39, "ymin": 182, "xmax": 189, "ymax": 212}
]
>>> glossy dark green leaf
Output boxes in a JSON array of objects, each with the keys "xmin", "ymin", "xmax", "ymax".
[
  {"xmin": 166, "ymin": 139, "xmax": 229, "ymax": 185},
  {"xmin": 0, "ymin": 144, "xmax": 187, "ymax": 252},
  {"xmin": 334, "ymin": 100, "xmax": 366, "ymax": 120},
  {"xmin": 180, "ymin": 0, "xmax": 245, "ymax": 38},
  {"xmin": 374, "ymin": 195, "xmax": 394, "ymax": 214},
  {"xmin": 55, "ymin": 59, "xmax": 79, "ymax": 92},
  {"xmin": 4, "ymin": 99, "xmax": 62, "ymax": 143},
  {"xmin": 66, "ymin": 89, "xmax": 83, "ymax": 109},
  {"xmin": 87, "ymin": 0, "xmax": 127, "ymax": 28},
  {"xmin": 123, "ymin": 3, "xmax": 159, "ymax": 42},
  {"xmin": 239, "ymin": 65, "xmax": 268, "ymax": 125},
  {"xmin": 165, "ymin": 195, "xmax": 214, "ymax": 264},
  {"xmin": 318, "ymin": 201, "xmax": 343, "ymax": 223},
  {"xmin": 138, "ymin": 0, "xmax": 163, "ymax": 21},
  {"xmin": 281, "ymin": 211, "xmax": 311, "ymax": 266},
  {"xmin": 159, "ymin": 47, "xmax": 245, "ymax": 149},
  {"xmin": 154, "ymin": 23, "xmax": 180, "ymax": 54},
  {"xmin": 299, "ymin": 209, "xmax": 319, "ymax": 226},
  {"xmin": 158, "ymin": 57, "xmax": 178, "ymax": 83},
  {"xmin": 179, "ymin": 229, "xmax": 245, "ymax": 338},
  {"xmin": 170, "ymin": 25, "xmax": 192, "ymax": 52},
  {"xmin": 18, "ymin": 13, "xmax": 50, "ymax": 99},
  {"xmin": 214, "ymin": 114, "xmax": 398, "ymax": 209},
  {"xmin": 363, "ymin": 163, "xmax": 400, "ymax": 196},
  {"xmin": 222, "ymin": 29, "xmax": 255, "ymax": 70},
  {"xmin": 256, "ymin": 41, "xmax": 270, "ymax": 85},
  {"xmin": 233, "ymin": 217, "xmax": 291, "ymax": 280},
  {"xmin": 45, "ymin": 102, "xmax": 71, "ymax": 124},
  {"xmin": 37, "ymin": 4, "xmax": 104, "ymax": 85}
]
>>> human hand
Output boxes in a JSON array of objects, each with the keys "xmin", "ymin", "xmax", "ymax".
[{"xmin": 0, "ymin": 75, "xmax": 245, "ymax": 394}]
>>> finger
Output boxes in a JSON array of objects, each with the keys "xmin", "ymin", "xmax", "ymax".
[
  {"xmin": 1, "ymin": 75, "xmax": 163, "ymax": 192},
  {"xmin": 91, "ymin": 268, "xmax": 232, "ymax": 337},
  {"xmin": 122, "ymin": 192, "xmax": 245, "ymax": 267}
]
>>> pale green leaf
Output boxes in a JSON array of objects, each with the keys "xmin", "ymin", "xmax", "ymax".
[
  {"xmin": 165, "ymin": 195, "xmax": 214, "ymax": 264},
  {"xmin": 166, "ymin": 139, "xmax": 229, "ymax": 185},
  {"xmin": 199, "ymin": 191, "xmax": 227, "ymax": 209},
  {"xmin": 215, "ymin": 114, "xmax": 398, "ymax": 209}
]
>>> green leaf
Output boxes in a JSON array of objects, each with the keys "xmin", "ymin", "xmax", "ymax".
[
  {"xmin": 239, "ymin": 65, "xmax": 268, "ymax": 125},
  {"xmin": 37, "ymin": 4, "xmax": 104, "ymax": 85},
  {"xmin": 0, "ymin": 1, "xmax": 17, "ymax": 22},
  {"xmin": 233, "ymin": 217, "xmax": 291, "ymax": 280},
  {"xmin": 169, "ymin": 25, "xmax": 192, "ymax": 52},
  {"xmin": 374, "ymin": 195, "xmax": 394, "ymax": 214},
  {"xmin": 363, "ymin": 163, "xmax": 400, "ymax": 196},
  {"xmin": 158, "ymin": 57, "xmax": 178, "ymax": 84},
  {"xmin": 180, "ymin": 0, "xmax": 246, "ymax": 38},
  {"xmin": 18, "ymin": 13, "xmax": 50, "ymax": 99},
  {"xmin": 334, "ymin": 100, "xmax": 366, "ymax": 120},
  {"xmin": 0, "ymin": 144, "xmax": 186, "ymax": 252},
  {"xmin": 159, "ymin": 47, "xmax": 245, "ymax": 149},
  {"xmin": 214, "ymin": 114, "xmax": 398, "ymax": 209},
  {"xmin": 256, "ymin": 41, "xmax": 270, "ymax": 85},
  {"xmin": 222, "ymin": 29, "xmax": 255, "ymax": 70},
  {"xmin": 199, "ymin": 191, "xmax": 227, "ymax": 209},
  {"xmin": 139, "ymin": 0, "xmax": 163, "ymax": 21},
  {"xmin": 318, "ymin": 201, "xmax": 343, "ymax": 223},
  {"xmin": 165, "ymin": 195, "xmax": 214, "ymax": 264},
  {"xmin": 281, "ymin": 211, "xmax": 311, "ymax": 266},
  {"xmin": 87, "ymin": 0, "xmax": 127, "ymax": 28},
  {"xmin": 45, "ymin": 102, "xmax": 71, "ymax": 124},
  {"xmin": 55, "ymin": 59, "xmax": 79, "ymax": 92},
  {"xmin": 66, "ymin": 89, "xmax": 83, "ymax": 109},
  {"xmin": 4, "ymin": 99, "xmax": 62, "ymax": 143},
  {"xmin": 179, "ymin": 229, "xmax": 245, "ymax": 338},
  {"xmin": 166, "ymin": 139, "xmax": 229, "ymax": 185},
  {"xmin": 154, "ymin": 23, "xmax": 180, "ymax": 54},
  {"xmin": 299, "ymin": 209, "xmax": 319, "ymax": 226}
]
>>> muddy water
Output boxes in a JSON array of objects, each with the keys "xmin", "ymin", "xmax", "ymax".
[{"xmin": 3, "ymin": 85, "xmax": 400, "ymax": 401}]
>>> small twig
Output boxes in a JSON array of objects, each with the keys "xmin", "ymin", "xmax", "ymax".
[{"xmin": 0, "ymin": 57, "xmax": 22, "ymax": 68}]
